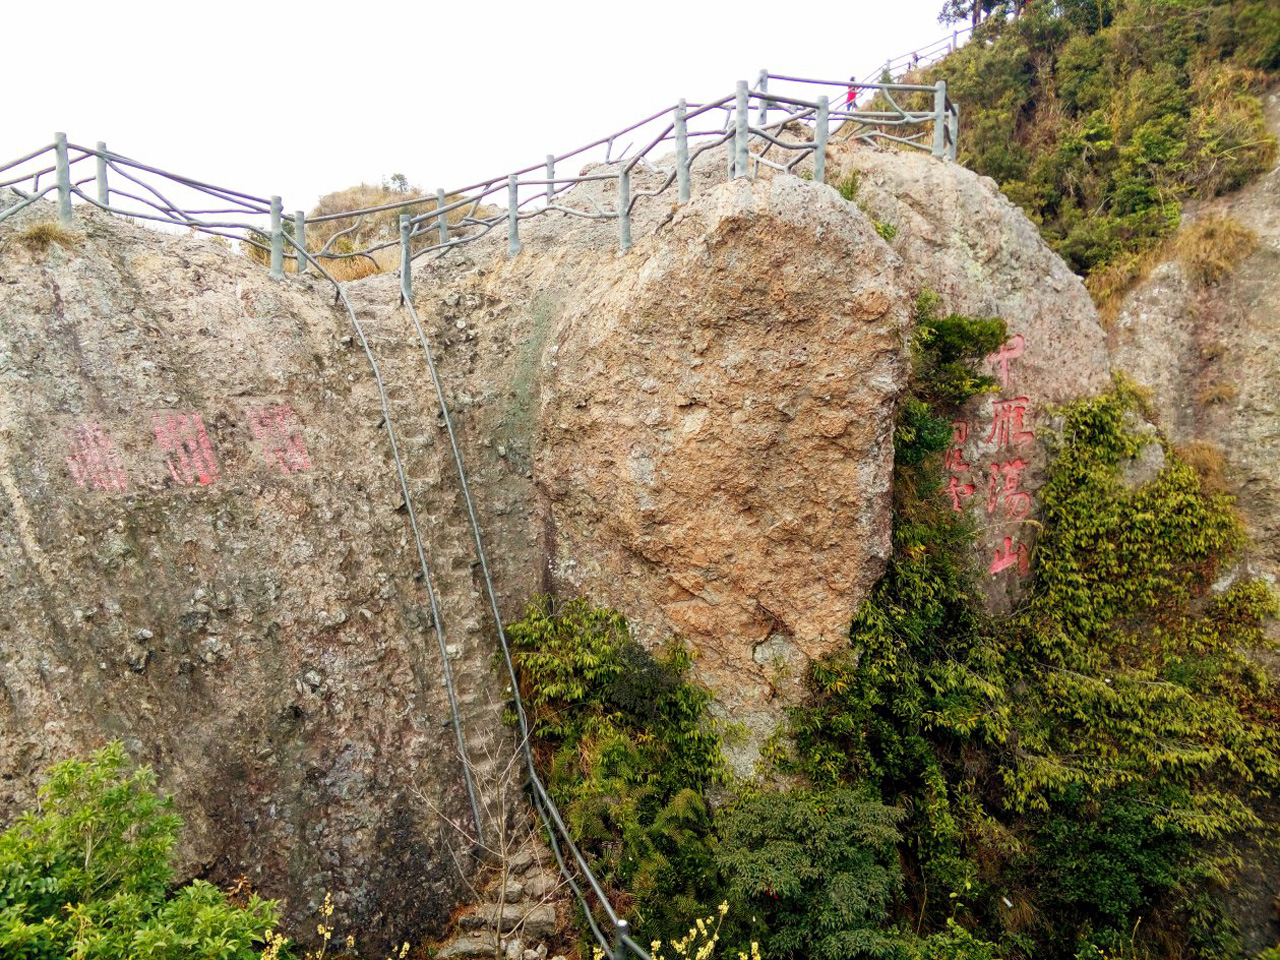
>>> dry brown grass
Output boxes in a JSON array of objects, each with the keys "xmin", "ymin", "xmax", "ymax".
[
  {"xmin": 306, "ymin": 182, "xmax": 430, "ymax": 257},
  {"xmin": 1173, "ymin": 214, "xmax": 1259, "ymax": 287},
  {"xmin": 1186, "ymin": 62, "xmax": 1278, "ymax": 197},
  {"xmin": 18, "ymin": 221, "xmax": 80, "ymax": 253},
  {"xmin": 1089, "ymin": 213, "xmax": 1258, "ymax": 323},
  {"xmin": 1196, "ymin": 381, "xmax": 1238, "ymax": 406},
  {"xmin": 1087, "ymin": 247, "xmax": 1163, "ymax": 326},
  {"xmin": 241, "ymin": 181, "xmax": 499, "ymax": 279},
  {"xmin": 1176, "ymin": 441, "xmax": 1229, "ymax": 494}
]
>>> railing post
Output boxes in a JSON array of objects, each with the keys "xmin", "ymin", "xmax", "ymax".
[
  {"xmin": 294, "ymin": 210, "xmax": 307, "ymax": 274},
  {"xmin": 54, "ymin": 132, "xmax": 72, "ymax": 225},
  {"xmin": 507, "ymin": 176, "xmax": 521, "ymax": 256},
  {"xmin": 436, "ymin": 188, "xmax": 449, "ymax": 245},
  {"xmin": 948, "ymin": 102, "xmax": 959, "ymax": 161},
  {"xmin": 95, "ymin": 141, "xmax": 109, "ymax": 207},
  {"xmin": 675, "ymin": 99, "xmax": 691, "ymax": 204},
  {"xmin": 734, "ymin": 80, "xmax": 749, "ymax": 179},
  {"xmin": 269, "ymin": 196, "xmax": 284, "ymax": 278},
  {"xmin": 951, "ymin": 29, "xmax": 958, "ymax": 51},
  {"xmin": 618, "ymin": 167, "xmax": 632, "ymax": 252},
  {"xmin": 726, "ymin": 103, "xmax": 735, "ymax": 182},
  {"xmin": 756, "ymin": 69, "xmax": 769, "ymax": 128},
  {"xmin": 932, "ymin": 80, "xmax": 948, "ymax": 159},
  {"xmin": 814, "ymin": 96, "xmax": 829, "ymax": 184},
  {"xmin": 545, "ymin": 154, "xmax": 555, "ymax": 205},
  {"xmin": 400, "ymin": 214, "xmax": 412, "ymax": 299},
  {"xmin": 611, "ymin": 920, "xmax": 629, "ymax": 960}
]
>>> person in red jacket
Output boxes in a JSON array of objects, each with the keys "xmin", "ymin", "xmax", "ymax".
[{"xmin": 846, "ymin": 76, "xmax": 858, "ymax": 111}]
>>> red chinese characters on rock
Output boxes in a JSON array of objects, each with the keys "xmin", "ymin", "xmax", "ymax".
[
  {"xmin": 986, "ymin": 397, "xmax": 1035, "ymax": 450},
  {"xmin": 946, "ymin": 475, "xmax": 976, "ymax": 511},
  {"xmin": 986, "ymin": 457, "xmax": 1031, "ymax": 519},
  {"xmin": 66, "ymin": 423, "xmax": 128, "ymax": 491},
  {"xmin": 934, "ymin": 332, "xmax": 1039, "ymax": 578},
  {"xmin": 984, "ymin": 333, "xmax": 1035, "ymax": 576},
  {"xmin": 944, "ymin": 421, "xmax": 971, "ymax": 473},
  {"xmin": 945, "ymin": 419, "xmax": 976, "ymax": 514},
  {"xmin": 248, "ymin": 403, "xmax": 311, "ymax": 474},
  {"xmin": 152, "ymin": 413, "xmax": 219, "ymax": 486},
  {"xmin": 989, "ymin": 536, "xmax": 1030, "ymax": 576},
  {"xmin": 989, "ymin": 333, "xmax": 1025, "ymax": 390}
]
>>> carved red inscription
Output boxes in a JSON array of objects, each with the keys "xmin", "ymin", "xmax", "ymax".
[
  {"xmin": 152, "ymin": 413, "xmax": 218, "ymax": 486},
  {"xmin": 944, "ymin": 421, "xmax": 971, "ymax": 473},
  {"xmin": 986, "ymin": 457, "xmax": 1031, "ymax": 519},
  {"xmin": 248, "ymin": 403, "xmax": 311, "ymax": 474},
  {"xmin": 946, "ymin": 475, "xmax": 976, "ymax": 512},
  {"xmin": 986, "ymin": 397, "xmax": 1034, "ymax": 450},
  {"xmin": 990, "ymin": 536, "xmax": 1030, "ymax": 576},
  {"xmin": 988, "ymin": 334, "xmax": 1025, "ymax": 389},
  {"xmin": 66, "ymin": 423, "xmax": 128, "ymax": 491}
]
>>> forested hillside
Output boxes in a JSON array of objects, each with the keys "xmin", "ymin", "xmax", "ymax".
[{"xmin": 929, "ymin": 0, "xmax": 1277, "ymax": 304}]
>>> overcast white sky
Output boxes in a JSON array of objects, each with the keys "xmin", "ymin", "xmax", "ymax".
[{"xmin": 5, "ymin": 0, "xmax": 952, "ymax": 212}]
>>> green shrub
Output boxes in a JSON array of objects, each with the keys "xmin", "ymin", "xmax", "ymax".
[
  {"xmin": 508, "ymin": 597, "xmax": 724, "ymax": 940},
  {"xmin": 716, "ymin": 789, "xmax": 905, "ymax": 960},
  {"xmin": 874, "ymin": 219, "xmax": 899, "ymax": 242},
  {"xmin": 0, "ymin": 742, "xmax": 279, "ymax": 960},
  {"xmin": 787, "ymin": 370, "xmax": 1280, "ymax": 956},
  {"xmin": 1025, "ymin": 788, "xmax": 1189, "ymax": 951}
]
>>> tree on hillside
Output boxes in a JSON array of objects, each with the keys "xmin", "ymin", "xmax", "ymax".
[
  {"xmin": 938, "ymin": 0, "xmax": 1041, "ymax": 28},
  {"xmin": 938, "ymin": 0, "xmax": 1000, "ymax": 28}
]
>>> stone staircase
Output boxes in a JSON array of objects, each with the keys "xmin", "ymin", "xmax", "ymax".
[
  {"xmin": 341, "ymin": 280, "xmax": 570, "ymax": 958},
  {"xmin": 344, "ymin": 280, "xmax": 509, "ymax": 813},
  {"xmin": 437, "ymin": 839, "xmax": 566, "ymax": 959}
]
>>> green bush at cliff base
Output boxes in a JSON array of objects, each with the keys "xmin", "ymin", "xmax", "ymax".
[
  {"xmin": 0, "ymin": 742, "xmax": 280, "ymax": 960},
  {"xmin": 922, "ymin": 0, "xmax": 1278, "ymax": 300},
  {"xmin": 508, "ymin": 597, "xmax": 726, "ymax": 940},
  {"xmin": 788, "ymin": 379, "xmax": 1280, "ymax": 958},
  {"xmin": 714, "ymin": 788, "xmax": 905, "ymax": 960},
  {"xmin": 896, "ymin": 291, "xmax": 1006, "ymax": 468}
]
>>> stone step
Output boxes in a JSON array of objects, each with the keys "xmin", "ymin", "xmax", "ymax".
[
  {"xmin": 436, "ymin": 934, "xmax": 500, "ymax": 959},
  {"xmin": 437, "ymin": 934, "xmax": 554, "ymax": 960},
  {"xmin": 458, "ymin": 902, "xmax": 556, "ymax": 939}
]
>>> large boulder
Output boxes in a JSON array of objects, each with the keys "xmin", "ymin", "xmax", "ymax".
[{"xmin": 0, "ymin": 208, "xmax": 487, "ymax": 947}]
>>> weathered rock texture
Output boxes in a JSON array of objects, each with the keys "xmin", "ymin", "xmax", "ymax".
[
  {"xmin": 531, "ymin": 176, "xmax": 909, "ymax": 772},
  {"xmin": 828, "ymin": 143, "xmax": 1113, "ymax": 610},
  {"xmin": 1110, "ymin": 86, "xmax": 1280, "ymax": 636},
  {"xmin": 0, "ymin": 211, "xmax": 514, "ymax": 949},
  {"xmin": 0, "ymin": 133, "xmax": 1114, "ymax": 944}
]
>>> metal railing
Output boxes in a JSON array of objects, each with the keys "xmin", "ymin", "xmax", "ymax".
[
  {"xmin": 1, "ymin": 76, "xmax": 961, "ymax": 284},
  {"xmin": 868, "ymin": 24, "xmax": 973, "ymax": 83},
  {"xmin": 0, "ymin": 28, "xmax": 971, "ymax": 960}
]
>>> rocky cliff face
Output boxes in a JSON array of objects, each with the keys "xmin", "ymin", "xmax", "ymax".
[
  {"xmin": 826, "ymin": 143, "xmax": 1113, "ymax": 611},
  {"xmin": 0, "ymin": 135, "xmax": 1114, "ymax": 945},
  {"xmin": 1110, "ymin": 86, "xmax": 1280, "ymax": 653},
  {"xmin": 0, "ymin": 215, "xmax": 500, "ymax": 946}
]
